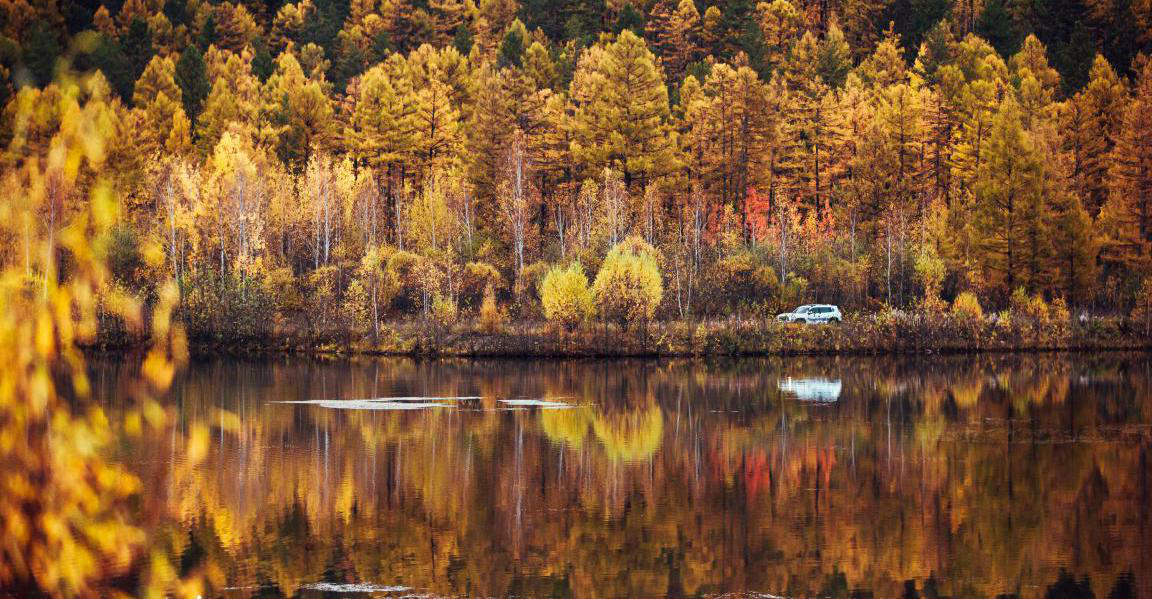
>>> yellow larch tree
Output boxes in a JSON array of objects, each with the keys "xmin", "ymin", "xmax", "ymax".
[
  {"xmin": 132, "ymin": 54, "xmax": 187, "ymax": 158},
  {"xmin": 646, "ymin": 0, "xmax": 703, "ymax": 81},
  {"xmin": 262, "ymin": 51, "xmax": 335, "ymax": 169},
  {"xmin": 1061, "ymin": 54, "xmax": 1128, "ymax": 216},
  {"xmin": 196, "ymin": 48, "xmax": 262, "ymax": 154},
  {"xmin": 411, "ymin": 77, "xmax": 461, "ymax": 178},
  {"xmin": 348, "ymin": 58, "xmax": 417, "ymax": 244},
  {"xmin": 568, "ymin": 30, "xmax": 675, "ymax": 189},
  {"xmin": 1098, "ymin": 57, "xmax": 1152, "ymax": 274},
  {"xmin": 686, "ymin": 61, "xmax": 774, "ymax": 240},
  {"xmin": 756, "ymin": 0, "xmax": 804, "ymax": 68}
]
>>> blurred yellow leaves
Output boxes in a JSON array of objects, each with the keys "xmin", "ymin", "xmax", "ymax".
[{"xmin": 0, "ymin": 67, "xmax": 194, "ymax": 596}]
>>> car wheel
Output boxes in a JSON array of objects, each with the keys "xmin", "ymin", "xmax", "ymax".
[{"xmin": 831, "ymin": 317, "xmax": 841, "ymax": 324}]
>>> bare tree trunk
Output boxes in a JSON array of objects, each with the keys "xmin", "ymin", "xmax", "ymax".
[
  {"xmin": 45, "ymin": 175, "xmax": 58, "ymax": 297},
  {"xmin": 502, "ymin": 132, "xmax": 530, "ymax": 292},
  {"xmin": 371, "ymin": 265, "xmax": 380, "ymax": 339},
  {"xmin": 779, "ymin": 202, "xmax": 789, "ymax": 284},
  {"xmin": 555, "ymin": 201, "xmax": 566, "ymax": 260},
  {"xmin": 163, "ymin": 167, "xmax": 181, "ymax": 290},
  {"xmin": 236, "ymin": 171, "xmax": 248, "ymax": 300},
  {"xmin": 463, "ymin": 187, "xmax": 473, "ymax": 250},
  {"xmin": 314, "ymin": 178, "xmax": 321, "ymax": 270},
  {"xmin": 395, "ymin": 168, "xmax": 406, "ymax": 251},
  {"xmin": 512, "ymin": 149, "xmax": 525, "ymax": 279},
  {"xmin": 323, "ymin": 171, "xmax": 331, "ymax": 265},
  {"xmin": 886, "ymin": 217, "xmax": 894, "ymax": 307}
]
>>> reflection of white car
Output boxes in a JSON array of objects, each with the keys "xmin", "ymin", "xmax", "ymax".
[
  {"xmin": 778, "ymin": 377, "xmax": 842, "ymax": 402},
  {"xmin": 776, "ymin": 304, "xmax": 842, "ymax": 324}
]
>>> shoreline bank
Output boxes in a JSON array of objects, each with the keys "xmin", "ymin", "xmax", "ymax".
[{"xmin": 91, "ymin": 316, "xmax": 1152, "ymax": 358}]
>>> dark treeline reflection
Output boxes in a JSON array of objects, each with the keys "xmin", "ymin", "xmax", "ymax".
[{"xmin": 91, "ymin": 354, "xmax": 1152, "ymax": 598}]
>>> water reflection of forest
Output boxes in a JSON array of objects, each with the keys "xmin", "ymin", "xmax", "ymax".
[{"xmin": 94, "ymin": 354, "xmax": 1151, "ymax": 598}]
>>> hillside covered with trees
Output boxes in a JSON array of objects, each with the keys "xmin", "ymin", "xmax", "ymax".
[{"xmin": 2, "ymin": 0, "xmax": 1152, "ymax": 346}]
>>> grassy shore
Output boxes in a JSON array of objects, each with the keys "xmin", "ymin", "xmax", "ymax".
[{"xmin": 168, "ymin": 312, "xmax": 1150, "ymax": 357}]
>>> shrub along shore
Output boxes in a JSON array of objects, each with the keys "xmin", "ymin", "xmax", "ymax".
[
  {"xmin": 85, "ymin": 236, "xmax": 1152, "ymax": 358},
  {"xmin": 81, "ymin": 237, "xmax": 1137, "ymax": 358},
  {"xmin": 92, "ymin": 251, "xmax": 1152, "ymax": 357},
  {"xmin": 116, "ymin": 312, "xmax": 1146, "ymax": 357}
]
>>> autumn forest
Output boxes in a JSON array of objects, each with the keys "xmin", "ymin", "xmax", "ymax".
[
  {"xmin": 2, "ymin": 0, "xmax": 1152, "ymax": 347},
  {"xmin": 3, "ymin": 1, "xmax": 1152, "ymax": 596}
]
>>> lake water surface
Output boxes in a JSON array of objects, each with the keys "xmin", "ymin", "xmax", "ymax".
[{"xmin": 94, "ymin": 354, "xmax": 1152, "ymax": 598}]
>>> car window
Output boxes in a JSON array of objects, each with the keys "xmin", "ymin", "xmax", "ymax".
[{"xmin": 795, "ymin": 306, "xmax": 809, "ymax": 313}]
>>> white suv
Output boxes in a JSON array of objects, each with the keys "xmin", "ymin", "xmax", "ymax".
[{"xmin": 776, "ymin": 304, "xmax": 842, "ymax": 324}]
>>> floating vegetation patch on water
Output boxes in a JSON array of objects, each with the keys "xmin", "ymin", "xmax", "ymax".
[
  {"xmin": 277, "ymin": 396, "xmax": 479, "ymax": 404},
  {"xmin": 499, "ymin": 399, "xmax": 576, "ymax": 409},
  {"xmin": 300, "ymin": 582, "xmax": 412, "ymax": 593},
  {"xmin": 311, "ymin": 400, "xmax": 454, "ymax": 410},
  {"xmin": 272, "ymin": 396, "xmax": 482, "ymax": 410},
  {"xmin": 272, "ymin": 397, "xmax": 576, "ymax": 411},
  {"xmin": 705, "ymin": 593, "xmax": 789, "ymax": 599}
]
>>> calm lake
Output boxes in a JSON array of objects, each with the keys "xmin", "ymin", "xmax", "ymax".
[{"xmin": 92, "ymin": 354, "xmax": 1152, "ymax": 598}]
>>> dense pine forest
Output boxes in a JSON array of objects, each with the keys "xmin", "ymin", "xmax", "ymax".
[{"xmin": 1, "ymin": 0, "xmax": 1151, "ymax": 345}]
